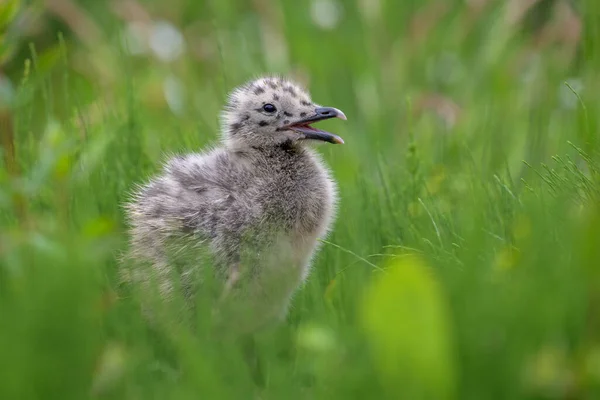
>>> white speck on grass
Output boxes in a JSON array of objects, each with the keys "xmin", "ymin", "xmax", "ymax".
[
  {"xmin": 310, "ymin": 0, "xmax": 342, "ymax": 30},
  {"xmin": 150, "ymin": 21, "xmax": 185, "ymax": 62},
  {"xmin": 297, "ymin": 324, "xmax": 337, "ymax": 353},
  {"xmin": 164, "ymin": 75, "xmax": 185, "ymax": 115}
]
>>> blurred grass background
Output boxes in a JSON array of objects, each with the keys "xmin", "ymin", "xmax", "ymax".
[{"xmin": 2, "ymin": 0, "xmax": 600, "ymax": 398}]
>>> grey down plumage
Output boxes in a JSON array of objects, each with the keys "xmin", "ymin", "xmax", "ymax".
[{"xmin": 123, "ymin": 76, "xmax": 346, "ymax": 333}]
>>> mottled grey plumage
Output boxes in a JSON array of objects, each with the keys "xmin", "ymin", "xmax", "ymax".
[{"xmin": 123, "ymin": 76, "xmax": 346, "ymax": 333}]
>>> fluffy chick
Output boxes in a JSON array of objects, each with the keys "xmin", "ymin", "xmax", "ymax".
[{"xmin": 124, "ymin": 76, "xmax": 346, "ymax": 333}]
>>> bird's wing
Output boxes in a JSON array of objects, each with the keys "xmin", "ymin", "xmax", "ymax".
[{"xmin": 155, "ymin": 149, "xmax": 242, "ymax": 230}]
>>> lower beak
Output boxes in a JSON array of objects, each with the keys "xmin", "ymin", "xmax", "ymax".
[{"xmin": 282, "ymin": 107, "xmax": 346, "ymax": 144}]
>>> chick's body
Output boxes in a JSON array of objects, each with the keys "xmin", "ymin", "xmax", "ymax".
[{"xmin": 125, "ymin": 76, "xmax": 345, "ymax": 332}]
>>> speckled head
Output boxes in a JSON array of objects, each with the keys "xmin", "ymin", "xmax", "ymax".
[{"xmin": 221, "ymin": 76, "xmax": 346, "ymax": 149}]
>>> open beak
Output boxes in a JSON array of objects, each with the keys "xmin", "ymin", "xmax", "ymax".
[{"xmin": 281, "ymin": 107, "xmax": 346, "ymax": 144}]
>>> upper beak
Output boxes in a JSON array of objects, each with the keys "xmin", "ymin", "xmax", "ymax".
[{"xmin": 280, "ymin": 106, "xmax": 346, "ymax": 144}]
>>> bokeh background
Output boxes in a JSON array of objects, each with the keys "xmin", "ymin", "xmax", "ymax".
[{"xmin": 2, "ymin": 0, "xmax": 600, "ymax": 399}]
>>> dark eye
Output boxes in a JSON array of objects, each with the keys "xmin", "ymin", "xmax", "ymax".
[{"xmin": 262, "ymin": 103, "xmax": 277, "ymax": 113}]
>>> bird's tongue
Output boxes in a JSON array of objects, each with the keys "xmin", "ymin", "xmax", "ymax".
[{"xmin": 292, "ymin": 124, "xmax": 344, "ymax": 144}]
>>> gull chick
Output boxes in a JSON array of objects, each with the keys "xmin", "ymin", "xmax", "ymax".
[{"xmin": 124, "ymin": 76, "xmax": 346, "ymax": 333}]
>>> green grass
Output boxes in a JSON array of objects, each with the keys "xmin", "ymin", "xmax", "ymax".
[{"xmin": 2, "ymin": 0, "xmax": 600, "ymax": 399}]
